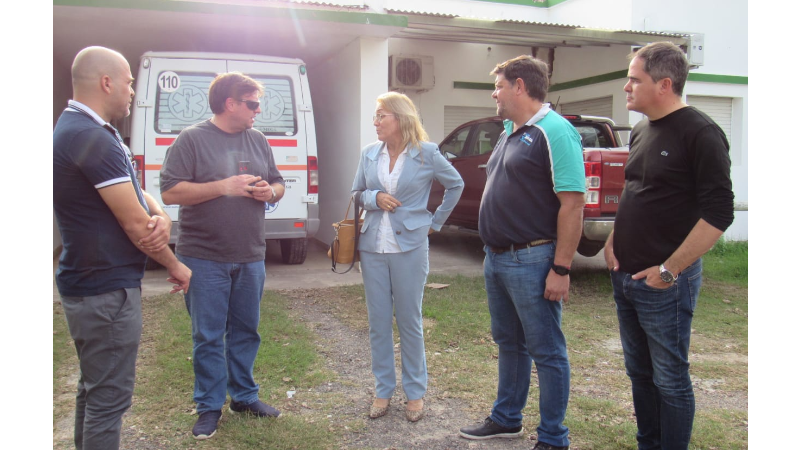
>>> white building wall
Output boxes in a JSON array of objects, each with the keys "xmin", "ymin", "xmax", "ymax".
[
  {"xmin": 631, "ymin": 0, "xmax": 748, "ymax": 76},
  {"xmin": 551, "ymin": 46, "xmax": 631, "ymax": 82},
  {"xmin": 388, "ymin": 39, "xmax": 529, "ymax": 143},
  {"xmin": 629, "ymin": 0, "xmax": 748, "ymax": 240},
  {"xmin": 548, "ymin": 0, "xmax": 748, "ymax": 241},
  {"xmin": 548, "ymin": 45, "xmax": 632, "ymax": 142},
  {"xmin": 686, "ymin": 83, "xmax": 748, "ymax": 241},
  {"xmin": 309, "ymin": 37, "xmax": 389, "ymax": 245},
  {"xmin": 547, "ymin": 0, "xmax": 634, "ymax": 29}
]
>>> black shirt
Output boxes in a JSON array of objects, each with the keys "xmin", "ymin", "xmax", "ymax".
[{"xmin": 613, "ymin": 106, "xmax": 734, "ymax": 274}]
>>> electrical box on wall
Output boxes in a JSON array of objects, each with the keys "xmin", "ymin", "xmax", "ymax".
[
  {"xmin": 686, "ymin": 33, "xmax": 704, "ymax": 68},
  {"xmin": 389, "ymin": 54, "xmax": 434, "ymax": 91}
]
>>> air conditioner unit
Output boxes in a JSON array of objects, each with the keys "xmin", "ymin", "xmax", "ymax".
[
  {"xmin": 686, "ymin": 33, "xmax": 704, "ymax": 68},
  {"xmin": 389, "ymin": 54, "xmax": 434, "ymax": 91}
]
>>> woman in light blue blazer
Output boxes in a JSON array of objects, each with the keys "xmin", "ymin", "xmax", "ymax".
[{"xmin": 352, "ymin": 92, "xmax": 464, "ymax": 422}]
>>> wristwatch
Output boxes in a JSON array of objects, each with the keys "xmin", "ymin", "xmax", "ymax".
[
  {"xmin": 659, "ymin": 264, "xmax": 677, "ymax": 283},
  {"xmin": 551, "ymin": 264, "xmax": 571, "ymax": 276}
]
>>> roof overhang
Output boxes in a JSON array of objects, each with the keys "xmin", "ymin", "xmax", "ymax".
[
  {"xmin": 386, "ymin": 12, "xmax": 690, "ymax": 49},
  {"xmin": 53, "ymin": 0, "xmax": 406, "ymax": 70}
]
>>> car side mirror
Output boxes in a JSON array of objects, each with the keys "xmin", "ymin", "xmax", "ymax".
[{"xmin": 444, "ymin": 151, "xmax": 458, "ymax": 160}]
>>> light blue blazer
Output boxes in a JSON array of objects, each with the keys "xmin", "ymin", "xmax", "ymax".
[{"xmin": 352, "ymin": 141, "xmax": 464, "ymax": 253}]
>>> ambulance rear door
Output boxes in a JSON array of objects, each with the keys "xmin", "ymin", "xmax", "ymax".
[
  {"xmin": 227, "ymin": 59, "xmax": 308, "ymax": 223},
  {"xmin": 140, "ymin": 56, "xmax": 227, "ymax": 221}
]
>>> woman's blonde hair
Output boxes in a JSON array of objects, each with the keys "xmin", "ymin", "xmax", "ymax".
[{"xmin": 376, "ymin": 92, "xmax": 429, "ymax": 150}]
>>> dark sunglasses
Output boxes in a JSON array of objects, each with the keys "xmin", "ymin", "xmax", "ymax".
[{"xmin": 237, "ymin": 99, "xmax": 261, "ymax": 111}]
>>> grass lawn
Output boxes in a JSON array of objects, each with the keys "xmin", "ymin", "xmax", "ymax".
[{"xmin": 53, "ymin": 241, "xmax": 747, "ymax": 449}]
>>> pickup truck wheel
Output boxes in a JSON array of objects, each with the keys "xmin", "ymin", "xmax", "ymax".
[
  {"xmin": 577, "ymin": 241, "xmax": 604, "ymax": 258},
  {"xmin": 280, "ymin": 238, "xmax": 307, "ymax": 265}
]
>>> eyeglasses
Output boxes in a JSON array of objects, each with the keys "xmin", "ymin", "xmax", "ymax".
[
  {"xmin": 373, "ymin": 113, "xmax": 394, "ymax": 123},
  {"xmin": 237, "ymin": 99, "xmax": 261, "ymax": 111}
]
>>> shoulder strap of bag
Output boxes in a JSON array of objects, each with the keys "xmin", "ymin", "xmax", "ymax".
[{"xmin": 331, "ymin": 191, "xmax": 362, "ymax": 274}]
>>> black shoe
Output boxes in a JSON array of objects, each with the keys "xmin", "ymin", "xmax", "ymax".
[
  {"xmin": 532, "ymin": 442, "xmax": 570, "ymax": 450},
  {"xmin": 459, "ymin": 417, "xmax": 523, "ymax": 440},
  {"xmin": 229, "ymin": 399, "xmax": 281, "ymax": 418},
  {"xmin": 192, "ymin": 410, "xmax": 222, "ymax": 440}
]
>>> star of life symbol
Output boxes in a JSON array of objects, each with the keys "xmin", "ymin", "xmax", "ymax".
[
  {"xmin": 168, "ymin": 85, "xmax": 208, "ymax": 121},
  {"xmin": 256, "ymin": 88, "xmax": 286, "ymax": 123}
]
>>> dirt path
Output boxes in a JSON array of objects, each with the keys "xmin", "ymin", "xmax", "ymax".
[{"xmin": 284, "ymin": 290, "xmax": 537, "ymax": 450}]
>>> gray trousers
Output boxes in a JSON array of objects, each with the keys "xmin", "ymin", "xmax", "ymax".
[{"xmin": 61, "ymin": 287, "xmax": 143, "ymax": 450}]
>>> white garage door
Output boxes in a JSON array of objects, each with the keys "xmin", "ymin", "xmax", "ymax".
[
  {"xmin": 687, "ymin": 95, "xmax": 732, "ymax": 143},
  {"xmin": 559, "ymin": 96, "xmax": 613, "ymax": 118},
  {"xmin": 444, "ymin": 105, "xmax": 497, "ymax": 137}
]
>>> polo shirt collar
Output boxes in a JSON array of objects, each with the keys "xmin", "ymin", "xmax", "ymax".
[
  {"xmin": 524, "ymin": 103, "xmax": 552, "ymax": 127},
  {"xmin": 66, "ymin": 100, "xmax": 108, "ymax": 127}
]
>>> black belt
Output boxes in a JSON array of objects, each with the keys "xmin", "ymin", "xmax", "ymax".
[{"xmin": 488, "ymin": 239, "xmax": 553, "ymax": 254}]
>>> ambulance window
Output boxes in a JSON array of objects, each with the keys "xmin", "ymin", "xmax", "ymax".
[
  {"xmin": 154, "ymin": 72, "xmax": 216, "ymax": 134},
  {"xmin": 249, "ymin": 76, "xmax": 297, "ymax": 136},
  {"xmin": 153, "ymin": 73, "xmax": 297, "ymax": 136}
]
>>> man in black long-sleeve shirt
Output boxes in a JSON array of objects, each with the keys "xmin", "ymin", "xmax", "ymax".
[{"xmin": 604, "ymin": 42, "xmax": 734, "ymax": 450}]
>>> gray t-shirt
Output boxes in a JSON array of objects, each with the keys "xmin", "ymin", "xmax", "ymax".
[{"xmin": 160, "ymin": 119, "xmax": 285, "ymax": 263}]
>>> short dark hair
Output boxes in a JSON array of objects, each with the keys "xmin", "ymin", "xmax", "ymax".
[
  {"xmin": 490, "ymin": 55, "xmax": 549, "ymax": 102},
  {"xmin": 208, "ymin": 72, "xmax": 263, "ymax": 114},
  {"xmin": 629, "ymin": 42, "xmax": 689, "ymax": 96}
]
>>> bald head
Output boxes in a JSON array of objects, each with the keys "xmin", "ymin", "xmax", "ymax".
[
  {"xmin": 71, "ymin": 46, "xmax": 135, "ymax": 122},
  {"xmin": 72, "ymin": 46, "xmax": 127, "ymax": 93}
]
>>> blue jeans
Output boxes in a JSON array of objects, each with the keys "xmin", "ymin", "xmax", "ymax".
[
  {"xmin": 178, "ymin": 254, "xmax": 266, "ymax": 413},
  {"xmin": 611, "ymin": 259, "xmax": 703, "ymax": 450},
  {"xmin": 484, "ymin": 243, "xmax": 570, "ymax": 448}
]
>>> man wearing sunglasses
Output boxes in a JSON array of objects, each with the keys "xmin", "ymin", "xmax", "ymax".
[{"xmin": 160, "ymin": 72, "xmax": 286, "ymax": 440}]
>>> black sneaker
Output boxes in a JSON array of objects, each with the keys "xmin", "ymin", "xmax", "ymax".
[
  {"xmin": 192, "ymin": 410, "xmax": 222, "ymax": 440},
  {"xmin": 533, "ymin": 441, "xmax": 570, "ymax": 450},
  {"xmin": 229, "ymin": 399, "xmax": 281, "ymax": 418},
  {"xmin": 459, "ymin": 417, "xmax": 524, "ymax": 440}
]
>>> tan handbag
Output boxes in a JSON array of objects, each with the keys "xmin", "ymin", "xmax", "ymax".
[{"xmin": 328, "ymin": 192, "xmax": 363, "ymax": 273}]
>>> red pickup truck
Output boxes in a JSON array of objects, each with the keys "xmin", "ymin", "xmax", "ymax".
[{"xmin": 427, "ymin": 114, "xmax": 630, "ymax": 257}]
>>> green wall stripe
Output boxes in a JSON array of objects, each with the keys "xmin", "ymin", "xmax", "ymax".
[
  {"xmin": 53, "ymin": 0, "xmax": 408, "ymax": 27},
  {"xmin": 549, "ymin": 70, "xmax": 628, "ymax": 92},
  {"xmin": 455, "ymin": 71, "xmax": 748, "ymax": 92},
  {"xmin": 687, "ymin": 73, "xmax": 748, "ymax": 85},
  {"xmin": 472, "ymin": 0, "xmax": 569, "ymax": 8},
  {"xmin": 453, "ymin": 81, "xmax": 495, "ymax": 90}
]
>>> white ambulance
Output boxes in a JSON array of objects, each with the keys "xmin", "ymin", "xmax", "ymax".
[{"xmin": 128, "ymin": 52, "xmax": 319, "ymax": 264}]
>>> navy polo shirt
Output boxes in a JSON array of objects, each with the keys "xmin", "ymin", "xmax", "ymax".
[{"xmin": 53, "ymin": 103, "xmax": 148, "ymax": 297}]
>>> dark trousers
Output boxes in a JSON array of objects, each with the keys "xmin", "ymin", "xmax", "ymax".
[{"xmin": 61, "ymin": 287, "xmax": 143, "ymax": 450}]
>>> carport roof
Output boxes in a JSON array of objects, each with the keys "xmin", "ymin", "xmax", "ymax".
[
  {"xmin": 385, "ymin": 9, "xmax": 690, "ymax": 48},
  {"xmin": 53, "ymin": 0, "xmax": 690, "ymax": 71}
]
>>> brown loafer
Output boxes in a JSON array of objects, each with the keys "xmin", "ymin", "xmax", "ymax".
[{"xmin": 369, "ymin": 399, "xmax": 390, "ymax": 419}]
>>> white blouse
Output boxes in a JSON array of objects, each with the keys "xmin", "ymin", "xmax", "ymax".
[{"xmin": 375, "ymin": 145, "xmax": 408, "ymax": 253}]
